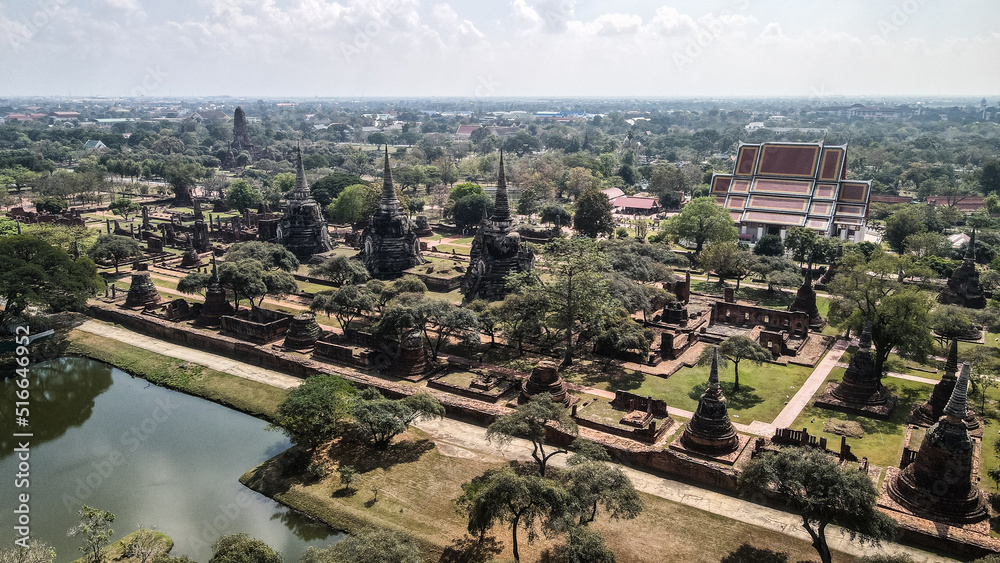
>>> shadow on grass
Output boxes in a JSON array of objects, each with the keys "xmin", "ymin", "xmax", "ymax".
[
  {"xmin": 327, "ymin": 432, "xmax": 436, "ymax": 474},
  {"xmin": 687, "ymin": 382, "xmax": 764, "ymax": 411},
  {"xmin": 331, "ymin": 487, "xmax": 356, "ymax": 498},
  {"xmin": 439, "ymin": 534, "xmax": 504, "ymax": 563}
]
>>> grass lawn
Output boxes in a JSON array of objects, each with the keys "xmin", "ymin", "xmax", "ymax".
[
  {"xmin": 789, "ymin": 368, "xmax": 934, "ymax": 468},
  {"xmin": 433, "ymin": 243, "xmax": 470, "ymax": 255},
  {"xmin": 562, "ymin": 360, "xmax": 814, "ymax": 424},
  {"xmin": 70, "ymin": 529, "xmax": 173, "ymax": 563},
  {"xmin": 240, "ymin": 427, "xmax": 847, "ymax": 563},
  {"xmin": 66, "ymin": 330, "xmax": 289, "ymax": 421}
]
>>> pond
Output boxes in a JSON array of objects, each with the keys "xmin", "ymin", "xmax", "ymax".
[{"xmin": 0, "ymin": 356, "xmax": 339, "ymax": 562}]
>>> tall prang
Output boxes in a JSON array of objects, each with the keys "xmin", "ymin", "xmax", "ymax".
[
  {"xmin": 679, "ymin": 348, "xmax": 740, "ymax": 456},
  {"xmin": 275, "ymin": 146, "xmax": 333, "ymax": 260},
  {"xmin": 231, "ymin": 106, "xmax": 254, "ymax": 152},
  {"xmin": 888, "ymin": 364, "xmax": 988, "ymax": 524},
  {"xmin": 461, "ymin": 151, "xmax": 535, "ymax": 301},
  {"xmin": 359, "ymin": 148, "xmax": 424, "ymax": 279}
]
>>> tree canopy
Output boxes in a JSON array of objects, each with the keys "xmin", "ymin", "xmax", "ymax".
[
  {"xmin": 486, "ymin": 393, "xmax": 578, "ymax": 477},
  {"xmin": 274, "ymin": 374, "xmax": 355, "ymax": 452},
  {"xmin": 573, "ymin": 187, "xmax": 615, "ymax": 238},
  {"xmin": 739, "ymin": 447, "xmax": 896, "ymax": 563},
  {"xmin": 665, "ymin": 196, "xmax": 737, "ymax": 254},
  {"xmin": 87, "ymin": 234, "xmax": 142, "ymax": 273},
  {"xmin": 0, "ymin": 236, "xmax": 102, "ymax": 325}
]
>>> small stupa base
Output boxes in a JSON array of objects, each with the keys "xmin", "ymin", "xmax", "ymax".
[{"xmin": 813, "ymin": 382, "xmax": 897, "ymax": 420}]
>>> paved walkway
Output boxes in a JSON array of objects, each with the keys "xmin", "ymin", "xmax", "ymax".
[
  {"xmin": 76, "ymin": 320, "xmax": 305, "ymax": 390},
  {"xmin": 771, "ymin": 338, "xmax": 851, "ymax": 429},
  {"xmin": 79, "ymin": 319, "xmax": 953, "ymax": 561}
]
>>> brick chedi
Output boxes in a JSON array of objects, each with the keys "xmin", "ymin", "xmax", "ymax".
[
  {"xmin": 910, "ymin": 339, "xmax": 980, "ymax": 432},
  {"xmin": 461, "ymin": 151, "xmax": 535, "ymax": 301},
  {"xmin": 680, "ymin": 348, "xmax": 740, "ymax": 456},
  {"xmin": 359, "ymin": 148, "xmax": 424, "ymax": 279},
  {"xmin": 888, "ymin": 364, "xmax": 988, "ymax": 524},
  {"xmin": 276, "ymin": 146, "xmax": 333, "ymax": 260},
  {"xmin": 938, "ymin": 230, "xmax": 986, "ymax": 309},
  {"xmin": 124, "ymin": 266, "xmax": 161, "ymax": 309},
  {"xmin": 519, "ymin": 360, "xmax": 570, "ymax": 406},
  {"xmin": 283, "ymin": 312, "xmax": 322, "ymax": 350},
  {"xmin": 814, "ymin": 313, "xmax": 897, "ymax": 418},
  {"xmin": 788, "ymin": 276, "xmax": 822, "ymax": 328},
  {"xmin": 194, "ymin": 255, "xmax": 234, "ymax": 327}
]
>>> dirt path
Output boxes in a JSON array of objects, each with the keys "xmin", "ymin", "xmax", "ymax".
[
  {"xmin": 80, "ymin": 319, "xmax": 951, "ymax": 562},
  {"xmin": 771, "ymin": 338, "xmax": 851, "ymax": 429}
]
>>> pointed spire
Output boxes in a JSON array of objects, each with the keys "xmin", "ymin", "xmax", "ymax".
[
  {"xmin": 210, "ymin": 253, "xmax": 218, "ymax": 281},
  {"xmin": 708, "ymin": 347, "xmax": 720, "ymax": 390},
  {"xmin": 944, "ymin": 363, "xmax": 970, "ymax": 419},
  {"xmin": 294, "ymin": 144, "xmax": 308, "ymax": 192},
  {"xmin": 965, "ymin": 229, "xmax": 977, "ymax": 262},
  {"xmin": 491, "ymin": 150, "xmax": 511, "ymax": 222},
  {"xmin": 859, "ymin": 312, "xmax": 873, "ymax": 349},
  {"xmin": 380, "ymin": 146, "xmax": 400, "ymax": 212},
  {"xmin": 944, "ymin": 339, "xmax": 959, "ymax": 379}
]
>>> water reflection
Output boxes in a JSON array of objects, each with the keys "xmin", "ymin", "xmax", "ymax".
[
  {"xmin": 0, "ymin": 356, "xmax": 113, "ymax": 454},
  {"xmin": 0, "ymin": 357, "xmax": 340, "ymax": 562}
]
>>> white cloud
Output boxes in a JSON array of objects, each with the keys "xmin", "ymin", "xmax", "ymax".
[
  {"xmin": 593, "ymin": 13, "xmax": 642, "ymax": 36},
  {"xmin": 649, "ymin": 6, "xmax": 696, "ymax": 36}
]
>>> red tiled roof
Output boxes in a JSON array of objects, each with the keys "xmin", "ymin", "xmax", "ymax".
[{"xmin": 613, "ymin": 196, "xmax": 659, "ymax": 210}]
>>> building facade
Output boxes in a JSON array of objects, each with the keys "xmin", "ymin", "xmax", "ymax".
[{"xmin": 710, "ymin": 142, "xmax": 872, "ymax": 242}]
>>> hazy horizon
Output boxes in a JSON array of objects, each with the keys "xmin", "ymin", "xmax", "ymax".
[{"xmin": 1, "ymin": 0, "xmax": 998, "ymax": 99}]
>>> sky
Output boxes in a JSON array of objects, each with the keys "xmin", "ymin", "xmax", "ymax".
[{"xmin": 0, "ymin": 0, "xmax": 998, "ymax": 99}]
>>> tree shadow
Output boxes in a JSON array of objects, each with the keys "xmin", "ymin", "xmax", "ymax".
[
  {"xmin": 331, "ymin": 486, "xmax": 356, "ymax": 498},
  {"xmin": 687, "ymin": 381, "xmax": 764, "ymax": 411},
  {"xmin": 328, "ymin": 432, "xmax": 435, "ymax": 473},
  {"xmin": 438, "ymin": 534, "xmax": 504, "ymax": 563},
  {"xmin": 268, "ymin": 509, "xmax": 336, "ymax": 542}
]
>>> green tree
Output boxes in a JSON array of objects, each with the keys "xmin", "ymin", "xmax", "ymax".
[
  {"xmin": 298, "ymin": 527, "xmax": 422, "ymax": 563},
  {"xmin": 417, "ymin": 299, "xmax": 480, "ymax": 360},
  {"xmin": 68, "ymin": 506, "xmax": 115, "ymax": 563},
  {"xmin": 739, "ymin": 448, "xmax": 896, "ymax": 563},
  {"xmin": 350, "ymin": 387, "xmax": 445, "ymax": 449},
  {"xmin": 750, "ymin": 255, "xmax": 802, "ymax": 295},
  {"xmin": 224, "ymin": 179, "xmax": 262, "ymax": 213},
  {"xmin": 326, "ymin": 183, "xmax": 380, "ymax": 225},
  {"xmin": 698, "ymin": 241, "xmax": 753, "ymax": 289},
  {"xmin": 34, "ymin": 195, "xmax": 68, "ymax": 214},
  {"xmin": 665, "ymin": 196, "xmax": 736, "ymax": 255},
  {"xmin": 0, "ymin": 540, "xmax": 56, "ymax": 563},
  {"xmin": 273, "ymin": 374, "xmax": 355, "ymax": 453},
  {"xmin": 449, "ymin": 182, "xmax": 484, "ymax": 201},
  {"xmin": 310, "ymin": 285, "xmax": 375, "ymax": 332},
  {"xmin": 495, "ymin": 288, "xmax": 550, "ymax": 356},
  {"xmin": 218, "ymin": 259, "xmax": 298, "ymax": 309},
  {"xmin": 978, "ymin": 159, "xmax": 1000, "ymax": 195},
  {"xmin": 541, "ymin": 204, "xmax": 572, "ymax": 227},
  {"xmin": 784, "ymin": 226, "xmax": 836, "ymax": 276},
  {"xmin": 107, "ymin": 197, "xmax": 140, "ymax": 221},
  {"xmin": 573, "ymin": 187, "xmax": 615, "ymax": 238},
  {"xmin": 883, "ymin": 206, "xmax": 928, "ymax": 254},
  {"xmin": 208, "ymin": 534, "xmax": 281, "ymax": 563},
  {"xmin": 562, "ymin": 455, "xmax": 642, "ymax": 526},
  {"xmin": 309, "ymin": 255, "xmax": 370, "ymax": 285},
  {"xmin": 311, "ymin": 172, "xmax": 363, "ymax": 208},
  {"xmin": 272, "ymin": 172, "xmax": 296, "ymax": 193},
  {"xmin": 338, "ymin": 464, "xmax": 357, "ymax": 490},
  {"xmin": 87, "ymin": 234, "xmax": 142, "ymax": 273},
  {"xmin": 698, "ymin": 337, "xmax": 771, "ymax": 391},
  {"xmin": 453, "ymin": 193, "xmax": 494, "ymax": 228},
  {"xmin": 827, "ymin": 248, "xmax": 935, "ymax": 375},
  {"xmin": 486, "ymin": 393, "xmax": 578, "ymax": 477},
  {"xmin": 0, "ymin": 236, "xmax": 102, "ymax": 324},
  {"xmin": 753, "ymin": 234, "xmax": 784, "ymax": 257},
  {"xmin": 457, "ymin": 467, "xmax": 570, "ymax": 563},
  {"xmin": 226, "ymin": 241, "xmax": 300, "ymax": 272}
]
